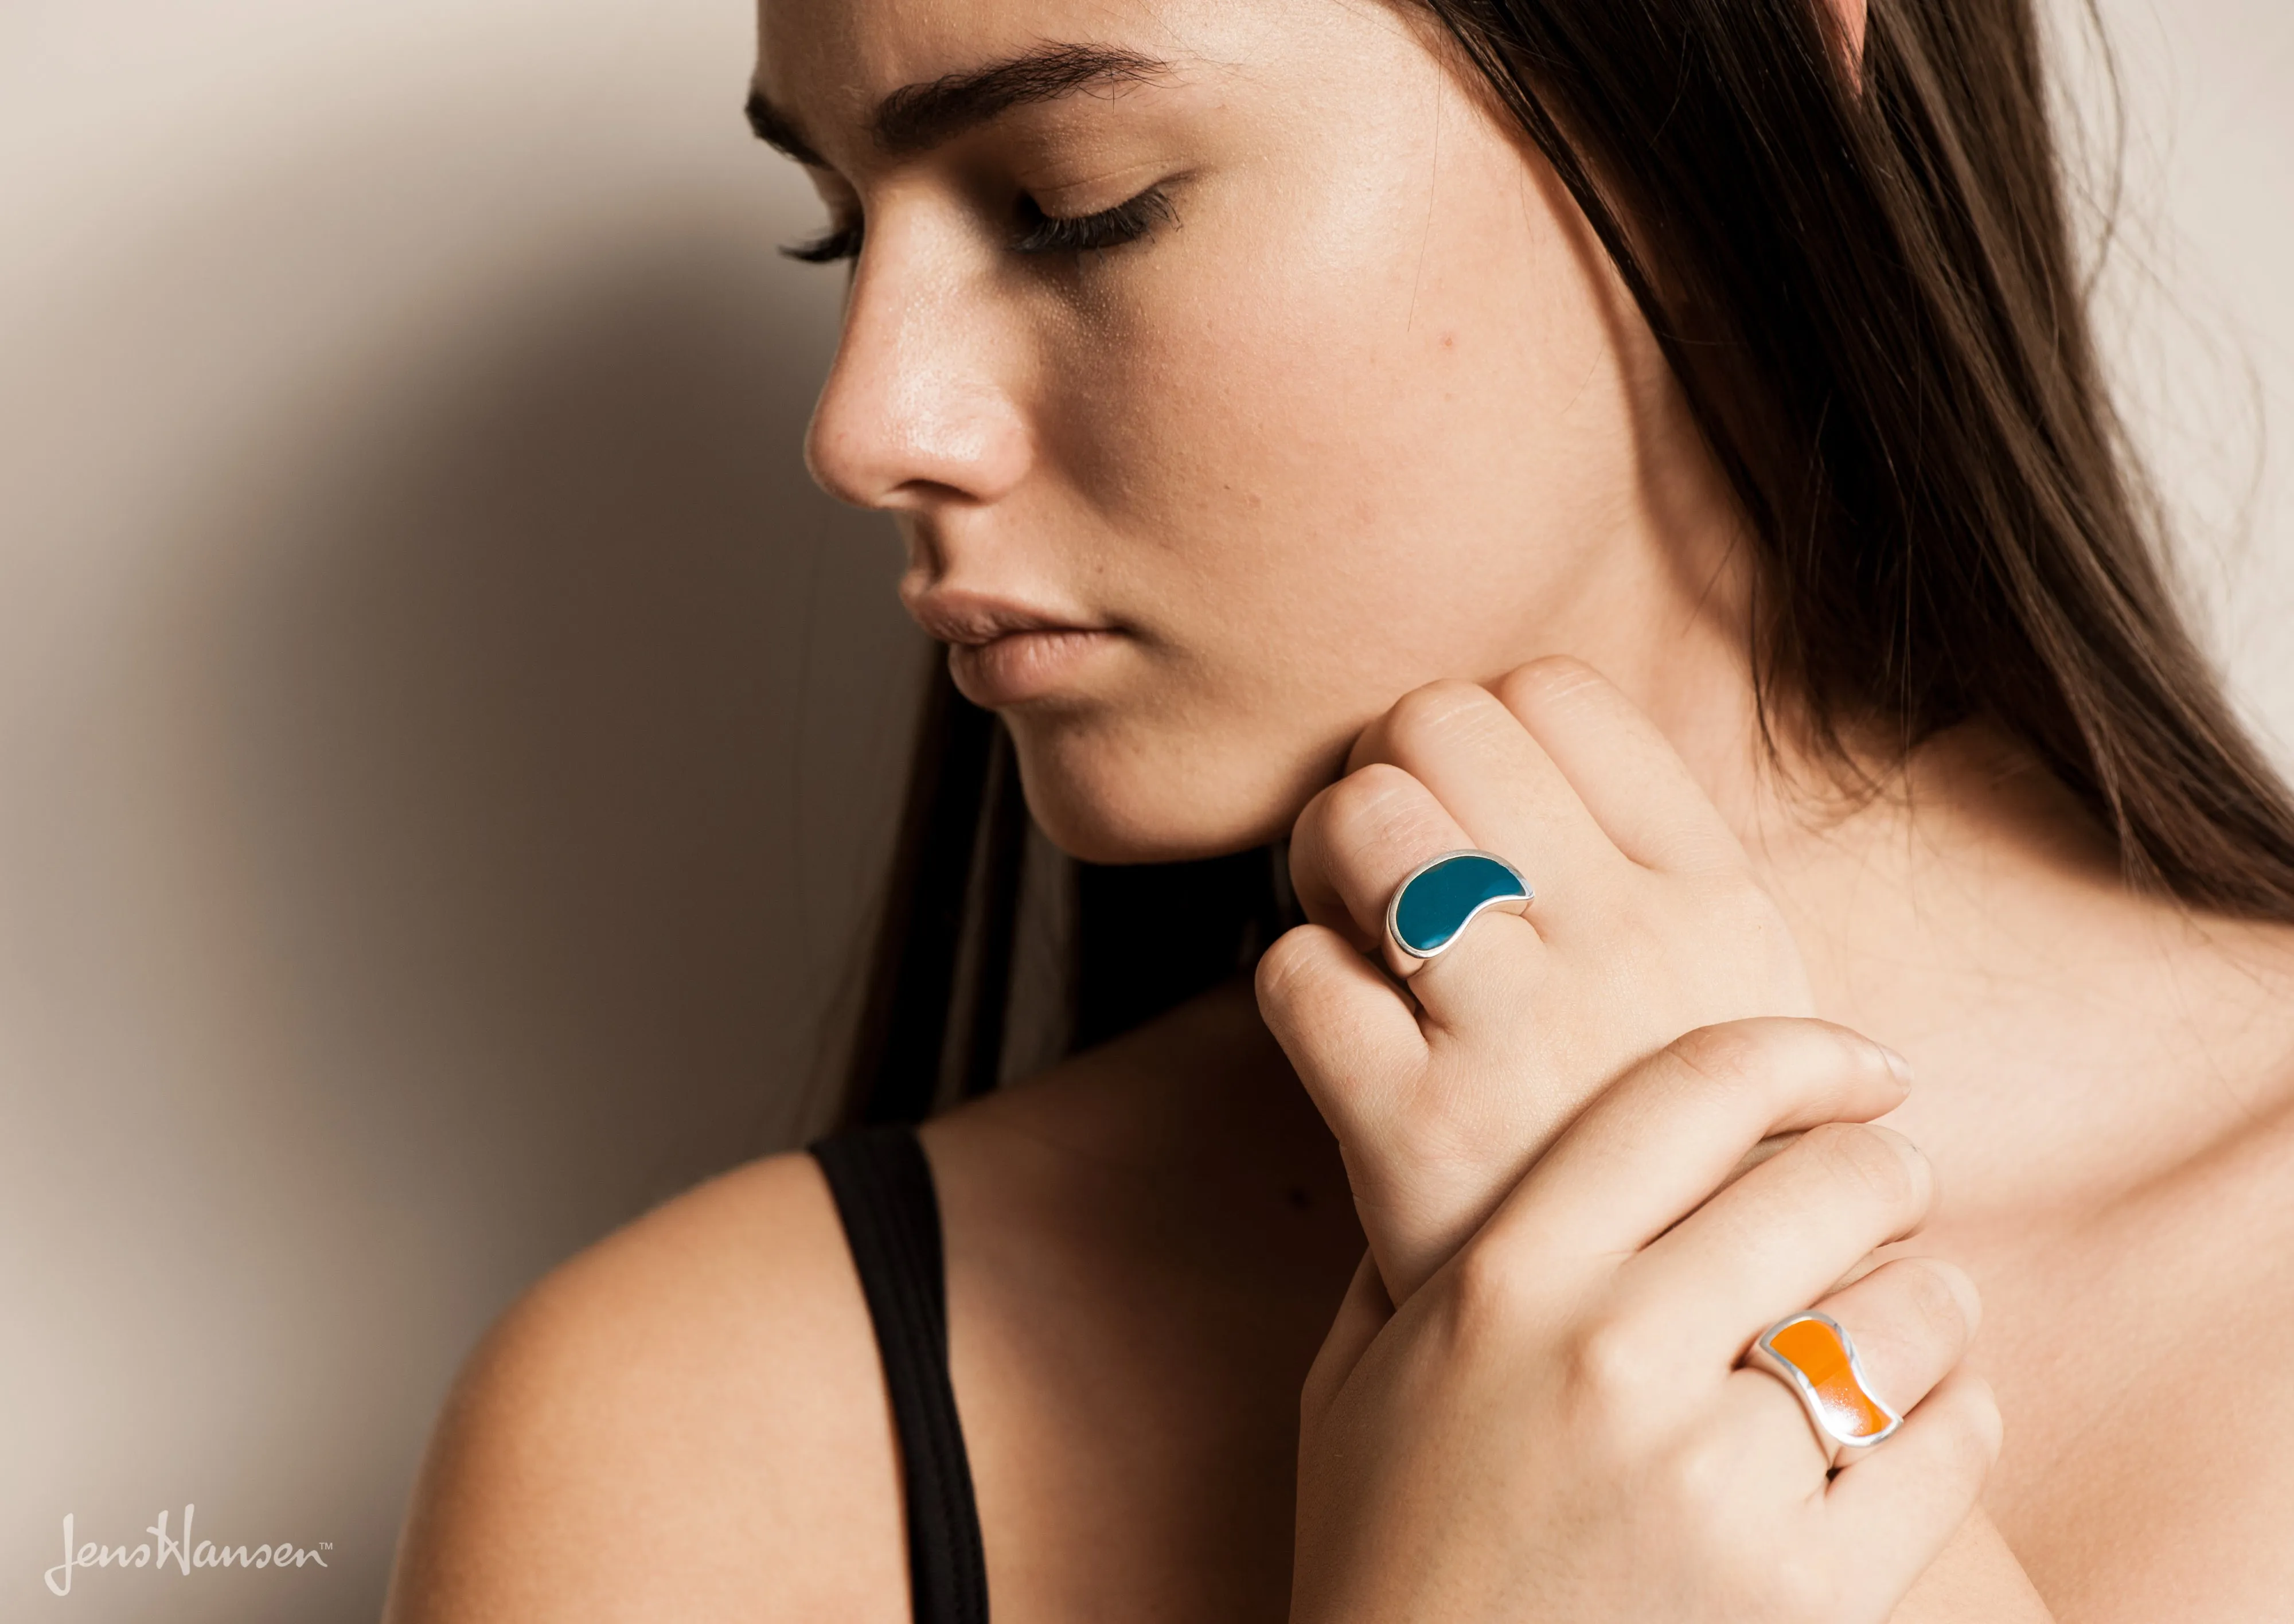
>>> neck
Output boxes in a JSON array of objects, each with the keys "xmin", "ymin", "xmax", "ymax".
[{"xmin": 1699, "ymin": 707, "xmax": 2294, "ymax": 1225}]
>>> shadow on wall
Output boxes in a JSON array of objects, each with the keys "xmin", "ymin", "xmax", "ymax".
[
  {"xmin": 3, "ymin": 202, "xmax": 919, "ymax": 1624},
  {"xmin": 207, "ymin": 230, "xmax": 920, "ymax": 1227}
]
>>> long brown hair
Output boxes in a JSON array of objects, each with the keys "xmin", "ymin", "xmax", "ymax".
[{"xmin": 833, "ymin": 0, "xmax": 2294, "ymax": 1128}]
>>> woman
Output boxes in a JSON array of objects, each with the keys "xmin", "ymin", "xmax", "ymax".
[{"xmin": 385, "ymin": 0, "xmax": 2294, "ymax": 1618}]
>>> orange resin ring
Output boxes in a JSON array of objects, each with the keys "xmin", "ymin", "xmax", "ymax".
[{"xmin": 1746, "ymin": 1311, "xmax": 1901, "ymax": 1465}]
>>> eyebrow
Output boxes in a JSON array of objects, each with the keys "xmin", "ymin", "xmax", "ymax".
[{"xmin": 746, "ymin": 41, "xmax": 1174, "ymax": 167}]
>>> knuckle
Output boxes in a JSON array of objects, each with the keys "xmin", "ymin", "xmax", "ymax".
[
  {"xmin": 1322, "ymin": 764, "xmax": 1446, "ymax": 860},
  {"xmin": 1665, "ymin": 1021, "xmax": 1774, "ymax": 1095},
  {"xmin": 1801, "ymin": 1121, "xmax": 1925, "ymax": 1214},
  {"xmin": 1652, "ymin": 1426, "xmax": 1738, "ymax": 1510},
  {"xmin": 1668, "ymin": 1018, "xmax": 1889, "ymax": 1114},
  {"xmin": 1561, "ymin": 1309, "xmax": 1665, "ymax": 1405},
  {"xmin": 1324, "ymin": 760, "xmax": 1422, "ymax": 829},
  {"xmin": 1492, "ymin": 654, "xmax": 1602, "ymax": 716},
  {"xmin": 1385, "ymin": 679, "xmax": 1504, "ymax": 754},
  {"xmin": 1664, "ymin": 1020, "xmax": 1821, "ymax": 1114},
  {"xmin": 1895, "ymin": 1258, "xmax": 1980, "ymax": 1346},
  {"xmin": 1443, "ymin": 1239, "xmax": 1534, "ymax": 1348},
  {"xmin": 1252, "ymin": 927, "xmax": 1320, "ymax": 1008}
]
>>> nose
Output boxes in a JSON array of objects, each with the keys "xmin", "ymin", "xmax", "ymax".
[{"xmin": 803, "ymin": 221, "xmax": 1033, "ymax": 516}]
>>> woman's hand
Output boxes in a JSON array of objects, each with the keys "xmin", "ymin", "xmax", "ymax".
[
  {"xmin": 1258, "ymin": 660, "xmax": 2020, "ymax": 1621},
  {"xmin": 1284, "ymin": 1017, "xmax": 2000, "ymax": 1624},
  {"xmin": 1263, "ymin": 658, "xmax": 1814, "ymax": 1299}
]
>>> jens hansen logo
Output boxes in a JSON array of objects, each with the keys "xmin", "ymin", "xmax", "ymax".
[{"xmin": 45, "ymin": 1505, "xmax": 331, "ymax": 1596}]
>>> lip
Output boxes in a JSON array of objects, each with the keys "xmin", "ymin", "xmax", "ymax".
[{"xmin": 907, "ymin": 588, "xmax": 1123, "ymax": 707}]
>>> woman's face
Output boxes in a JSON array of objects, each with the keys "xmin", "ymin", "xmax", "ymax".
[{"xmin": 754, "ymin": 0, "xmax": 1750, "ymax": 862}]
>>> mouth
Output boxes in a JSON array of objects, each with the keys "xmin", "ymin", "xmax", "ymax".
[{"xmin": 907, "ymin": 590, "xmax": 1125, "ymax": 708}]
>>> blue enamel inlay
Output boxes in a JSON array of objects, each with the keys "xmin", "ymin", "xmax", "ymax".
[{"xmin": 1392, "ymin": 853, "xmax": 1529, "ymax": 957}]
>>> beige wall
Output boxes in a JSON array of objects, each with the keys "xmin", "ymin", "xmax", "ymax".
[
  {"xmin": 2071, "ymin": 0, "xmax": 2294, "ymax": 751},
  {"xmin": 1, "ymin": 3, "xmax": 923, "ymax": 1619},
  {"xmin": 2, "ymin": 2, "xmax": 2288, "ymax": 1621}
]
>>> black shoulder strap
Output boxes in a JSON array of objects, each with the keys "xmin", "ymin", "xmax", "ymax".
[{"xmin": 809, "ymin": 1126, "xmax": 990, "ymax": 1624}]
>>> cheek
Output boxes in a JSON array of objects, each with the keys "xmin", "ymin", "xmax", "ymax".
[
  {"xmin": 1008, "ymin": 106, "xmax": 1661, "ymax": 860},
  {"xmin": 1041, "ymin": 137, "xmax": 1638, "ymax": 717}
]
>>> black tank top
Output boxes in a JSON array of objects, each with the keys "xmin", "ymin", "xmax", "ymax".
[{"xmin": 810, "ymin": 1127, "xmax": 990, "ymax": 1624}]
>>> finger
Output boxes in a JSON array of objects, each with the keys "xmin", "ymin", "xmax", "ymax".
[
  {"xmin": 1821, "ymin": 1369, "xmax": 2009, "ymax": 1618},
  {"xmin": 1259, "ymin": 917, "xmax": 1542, "ymax": 1301},
  {"xmin": 1808, "ymin": 1257, "xmax": 1981, "ymax": 1435},
  {"xmin": 1477, "ymin": 1018, "xmax": 1910, "ymax": 1262},
  {"xmin": 1704, "ymin": 1255, "xmax": 1980, "ymax": 1480},
  {"xmin": 1489, "ymin": 657, "xmax": 1748, "ymax": 877},
  {"xmin": 1300, "ymin": 1250, "xmax": 1394, "ymax": 1430},
  {"xmin": 1345, "ymin": 680, "xmax": 1622, "ymax": 934},
  {"xmin": 1256, "ymin": 923, "xmax": 1430, "ymax": 1130},
  {"xmin": 1289, "ymin": 763, "xmax": 1473, "ymax": 953},
  {"xmin": 1285, "ymin": 763, "xmax": 1552, "ymax": 1024},
  {"xmin": 1617, "ymin": 1120, "xmax": 1934, "ymax": 1363}
]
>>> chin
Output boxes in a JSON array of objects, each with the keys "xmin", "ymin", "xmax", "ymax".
[{"xmin": 1007, "ymin": 715, "xmax": 1332, "ymax": 866}]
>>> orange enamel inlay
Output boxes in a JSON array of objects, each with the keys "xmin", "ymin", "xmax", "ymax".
[{"xmin": 1768, "ymin": 1318, "xmax": 1892, "ymax": 1440}]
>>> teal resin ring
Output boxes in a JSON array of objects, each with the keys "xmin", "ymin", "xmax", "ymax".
[{"xmin": 1384, "ymin": 850, "xmax": 1535, "ymax": 961}]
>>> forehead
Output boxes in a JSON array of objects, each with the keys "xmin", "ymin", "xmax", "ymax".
[
  {"xmin": 752, "ymin": 0, "xmax": 1359, "ymax": 166},
  {"xmin": 758, "ymin": 0, "xmax": 1175, "ymax": 107}
]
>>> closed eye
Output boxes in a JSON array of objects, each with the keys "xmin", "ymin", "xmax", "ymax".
[
  {"xmin": 779, "ymin": 183, "xmax": 1179, "ymax": 266},
  {"xmin": 1011, "ymin": 184, "xmax": 1177, "ymax": 256},
  {"xmin": 781, "ymin": 217, "xmax": 863, "ymax": 264}
]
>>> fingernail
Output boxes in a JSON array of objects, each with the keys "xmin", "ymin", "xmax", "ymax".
[{"xmin": 1879, "ymin": 1044, "xmax": 1913, "ymax": 1087}]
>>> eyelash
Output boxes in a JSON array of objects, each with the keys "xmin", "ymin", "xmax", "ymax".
[{"xmin": 779, "ymin": 184, "xmax": 1177, "ymax": 266}]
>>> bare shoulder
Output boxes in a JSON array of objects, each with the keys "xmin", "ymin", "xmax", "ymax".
[
  {"xmin": 380, "ymin": 981, "xmax": 1354, "ymax": 1624},
  {"xmin": 1987, "ymin": 1026, "xmax": 2294, "ymax": 1623},
  {"xmin": 383, "ymin": 1151, "xmax": 906, "ymax": 1624}
]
